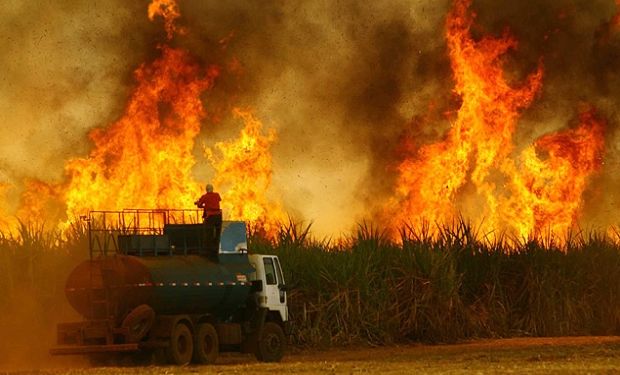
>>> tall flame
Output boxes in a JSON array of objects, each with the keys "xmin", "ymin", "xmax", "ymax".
[
  {"xmin": 12, "ymin": 0, "xmax": 284, "ymax": 237},
  {"xmin": 62, "ymin": 46, "xmax": 218, "ymax": 220},
  {"xmin": 148, "ymin": 0, "xmax": 184, "ymax": 40},
  {"xmin": 206, "ymin": 109, "xmax": 286, "ymax": 235},
  {"xmin": 386, "ymin": 0, "xmax": 605, "ymax": 240}
]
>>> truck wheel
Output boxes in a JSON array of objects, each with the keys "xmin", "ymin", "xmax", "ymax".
[
  {"xmin": 193, "ymin": 323, "xmax": 219, "ymax": 364},
  {"xmin": 165, "ymin": 323, "xmax": 193, "ymax": 365},
  {"xmin": 255, "ymin": 322, "xmax": 286, "ymax": 362}
]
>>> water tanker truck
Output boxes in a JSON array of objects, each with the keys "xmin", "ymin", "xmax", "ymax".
[{"xmin": 50, "ymin": 209, "xmax": 290, "ymax": 365}]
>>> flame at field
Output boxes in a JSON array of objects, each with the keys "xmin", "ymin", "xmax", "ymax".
[
  {"xmin": 17, "ymin": 179, "xmax": 63, "ymax": 225},
  {"xmin": 0, "ymin": 183, "xmax": 12, "ymax": 231},
  {"xmin": 206, "ymin": 109, "xmax": 286, "ymax": 236},
  {"xmin": 386, "ymin": 0, "xmax": 605, "ymax": 240},
  {"xmin": 385, "ymin": 0, "xmax": 542, "ymax": 230},
  {"xmin": 501, "ymin": 110, "xmax": 605, "ymax": 237},
  {"xmin": 61, "ymin": 46, "xmax": 218, "ymax": 221},
  {"xmin": 148, "ymin": 0, "xmax": 183, "ymax": 40},
  {"xmin": 11, "ymin": 0, "xmax": 286, "ymax": 236}
]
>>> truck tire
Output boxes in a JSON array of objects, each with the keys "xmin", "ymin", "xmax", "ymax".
[
  {"xmin": 121, "ymin": 304, "xmax": 155, "ymax": 343},
  {"xmin": 255, "ymin": 322, "xmax": 286, "ymax": 362},
  {"xmin": 193, "ymin": 323, "xmax": 219, "ymax": 364},
  {"xmin": 165, "ymin": 322, "xmax": 193, "ymax": 365}
]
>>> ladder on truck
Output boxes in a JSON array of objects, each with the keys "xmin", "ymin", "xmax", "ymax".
[{"xmin": 82, "ymin": 209, "xmax": 203, "ymax": 325}]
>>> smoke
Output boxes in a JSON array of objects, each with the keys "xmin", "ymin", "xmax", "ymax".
[
  {"xmin": 0, "ymin": 0, "xmax": 157, "ymax": 211},
  {"xmin": 0, "ymin": 0, "xmax": 618, "ymax": 235},
  {"xmin": 177, "ymin": 0, "xmax": 453, "ymax": 235}
]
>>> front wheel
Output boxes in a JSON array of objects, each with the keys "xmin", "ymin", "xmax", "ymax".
[{"xmin": 255, "ymin": 322, "xmax": 286, "ymax": 362}]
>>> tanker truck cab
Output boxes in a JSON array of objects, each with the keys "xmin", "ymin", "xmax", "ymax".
[
  {"xmin": 248, "ymin": 254, "xmax": 289, "ymax": 324},
  {"xmin": 50, "ymin": 209, "xmax": 291, "ymax": 366}
]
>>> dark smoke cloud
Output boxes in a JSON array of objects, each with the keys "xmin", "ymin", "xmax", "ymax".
[{"xmin": 0, "ymin": 0, "xmax": 160, "ymax": 211}]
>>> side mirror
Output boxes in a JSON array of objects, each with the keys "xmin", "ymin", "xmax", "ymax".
[
  {"xmin": 251, "ymin": 280, "xmax": 263, "ymax": 292},
  {"xmin": 278, "ymin": 284, "xmax": 289, "ymax": 292}
]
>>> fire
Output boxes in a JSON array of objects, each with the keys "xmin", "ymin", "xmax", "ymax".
[
  {"xmin": 386, "ymin": 0, "xmax": 604, "ymax": 241},
  {"xmin": 12, "ymin": 0, "xmax": 284, "ymax": 237},
  {"xmin": 148, "ymin": 0, "xmax": 184, "ymax": 40},
  {"xmin": 206, "ymin": 109, "xmax": 286, "ymax": 236},
  {"xmin": 0, "ymin": 183, "xmax": 13, "ymax": 232},
  {"xmin": 386, "ymin": 0, "xmax": 542, "ymax": 231},
  {"xmin": 501, "ymin": 109, "xmax": 605, "ymax": 238},
  {"xmin": 62, "ymin": 45, "xmax": 218, "ymax": 222},
  {"xmin": 16, "ymin": 179, "xmax": 64, "ymax": 225}
]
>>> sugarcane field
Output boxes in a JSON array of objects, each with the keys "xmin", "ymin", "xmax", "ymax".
[{"xmin": 1, "ymin": 0, "xmax": 620, "ymax": 373}]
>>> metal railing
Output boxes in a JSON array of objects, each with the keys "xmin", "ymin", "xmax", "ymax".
[{"xmin": 86, "ymin": 209, "xmax": 203, "ymax": 258}]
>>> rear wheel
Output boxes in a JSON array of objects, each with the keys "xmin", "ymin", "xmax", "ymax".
[
  {"xmin": 193, "ymin": 323, "xmax": 219, "ymax": 364},
  {"xmin": 165, "ymin": 323, "xmax": 193, "ymax": 365},
  {"xmin": 255, "ymin": 322, "xmax": 286, "ymax": 362}
]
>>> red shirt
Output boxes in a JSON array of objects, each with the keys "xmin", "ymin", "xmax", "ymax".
[{"xmin": 196, "ymin": 192, "xmax": 222, "ymax": 217}]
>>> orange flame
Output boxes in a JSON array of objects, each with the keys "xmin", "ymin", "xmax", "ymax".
[
  {"xmin": 206, "ymin": 109, "xmax": 286, "ymax": 236},
  {"xmin": 62, "ymin": 46, "xmax": 219, "ymax": 221},
  {"xmin": 386, "ymin": 0, "xmax": 604, "ymax": 241},
  {"xmin": 386, "ymin": 0, "xmax": 542, "ymax": 230},
  {"xmin": 16, "ymin": 179, "xmax": 64, "ymax": 225},
  {"xmin": 148, "ymin": 0, "xmax": 183, "ymax": 40},
  {"xmin": 0, "ymin": 183, "xmax": 13, "ymax": 231},
  {"xmin": 502, "ymin": 109, "xmax": 605, "ymax": 238},
  {"xmin": 14, "ymin": 0, "xmax": 284, "ymax": 236}
]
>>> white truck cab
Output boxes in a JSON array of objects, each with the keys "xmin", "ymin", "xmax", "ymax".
[{"xmin": 248, "ymin": 254, "xmax": 289, "ymax": 324}]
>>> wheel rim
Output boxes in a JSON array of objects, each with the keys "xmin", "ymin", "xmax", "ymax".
[{"xmin": 265, "ymin": 333, "xmax": 281, "ymax": 354}]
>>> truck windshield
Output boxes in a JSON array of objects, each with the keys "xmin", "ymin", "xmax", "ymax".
[{"xmin": 263, "ymin": 257, "xmax": 277, "ymax": 285}]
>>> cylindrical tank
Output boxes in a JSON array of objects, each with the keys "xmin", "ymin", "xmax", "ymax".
[{"xmin": 65, "ymin": 254, "xmax": 254, "ymax": 322}]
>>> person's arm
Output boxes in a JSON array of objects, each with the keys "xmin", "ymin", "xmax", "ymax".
[{"xmin": 195, "ymin": 195, "xmax": 206, "ymax": 208}]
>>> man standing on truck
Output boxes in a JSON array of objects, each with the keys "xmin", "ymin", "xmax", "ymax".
[{"xmin": 195, "ymin": 184, "xmax": 222, "ymax": 257}]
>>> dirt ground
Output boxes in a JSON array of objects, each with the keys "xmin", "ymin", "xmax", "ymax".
[{"xmin": 2, "ymin": 336, "xmax": 620, "ymax": 374}]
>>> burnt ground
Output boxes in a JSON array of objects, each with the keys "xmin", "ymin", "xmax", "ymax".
[{"xmin": 2, "ymin": 336, "xmax": 620, "ymax": 374}]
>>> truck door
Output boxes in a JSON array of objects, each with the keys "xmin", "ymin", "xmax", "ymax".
[
  {"xmin": 262, "ymin": 257, "xmax": 280, "ymax": 306},
  {"xmin": 262, "ymin": 257, "xmax": 288, "ymax": 321},
  {"xmin": 273, "ymin": 257, "xmax": 286, "ymax": 305}
]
